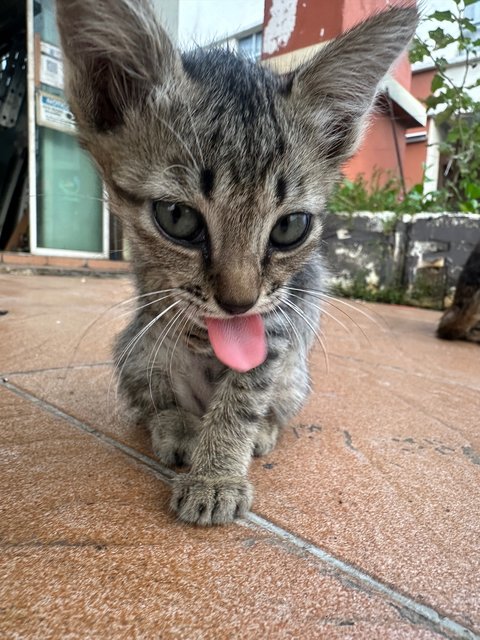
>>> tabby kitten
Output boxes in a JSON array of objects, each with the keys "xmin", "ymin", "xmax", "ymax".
[
  {"xmin": 437, "ymin": 241, "xmax": 480, "ymax": 343},
  {"xmin": 56, "ymin": 0, "xmax": 418, "ymax": 525}
]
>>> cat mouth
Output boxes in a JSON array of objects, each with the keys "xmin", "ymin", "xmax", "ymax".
[
  {"xmin": 204, "ymin": 314, "xmax": 267, "ymax": 373},
  {"xmin": 186, "ymin": 296, "xmax": 281, "ymax": 372}
]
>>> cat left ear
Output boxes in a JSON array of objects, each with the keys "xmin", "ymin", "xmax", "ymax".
[
  {"xmin": 287, "ymin": 5, "xmax": 418, "ymax": 162},
  {"xmin": 56, "ymin": 0, "xmax": 182, "ymax": 132}
]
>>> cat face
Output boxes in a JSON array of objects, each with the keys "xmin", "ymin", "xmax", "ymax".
[
  {"xmin": 100, "ymin": 51, "xmax": 332, "ymax": 318},
  {"xmin": 57, "ymin": 0, "xmax": 418, "ymax": 318}
]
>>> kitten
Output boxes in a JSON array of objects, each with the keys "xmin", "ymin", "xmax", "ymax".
[
  {"xmin": 56, "ymin": 0, "xmax": 418, "ymax": 525},
  {"xmin": 437, "ymin": 241, "xmax": 480, "ymax": 343}
]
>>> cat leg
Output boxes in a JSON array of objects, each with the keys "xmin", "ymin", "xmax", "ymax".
[
  {"xmin": 150, "ymin": 409, "xmax": 202, "ymax": 467},
  {"xmin": 253, "ymin": 354, "xmax": 311, "ymax": 457},
  {"xmin": 170, "ymin": 356, "xmax": 287, "ymax": 525},
  {"xmin": 253, "ymin": 415, "xmax": 279, "ymax": 457},
  {"xmin": 114, "ymin": 320, "xmax": 200, "ymax": 467}
]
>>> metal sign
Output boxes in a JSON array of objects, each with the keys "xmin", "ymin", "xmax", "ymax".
[{"xmin": 36, "ymin": 91, "xmax": 76, "ymax": 134}]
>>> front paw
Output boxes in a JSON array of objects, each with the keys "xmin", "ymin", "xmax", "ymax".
[{"xmin": 171, "ymin": 474, "xmax": 253, "ymax": 526}]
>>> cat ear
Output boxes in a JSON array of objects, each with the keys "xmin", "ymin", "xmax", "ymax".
[
  {"xmin": 288, "ymin": 6, "xmax": 418, "ymax": 162},
  {"xmin": 56, "ymin": 0, "xmax": 182, "ymax": 131}
]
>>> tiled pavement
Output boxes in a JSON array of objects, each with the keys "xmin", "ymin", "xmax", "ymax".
[{"xmin": 0, "ymin": 273, "xmax": 478, "ymax": 639}]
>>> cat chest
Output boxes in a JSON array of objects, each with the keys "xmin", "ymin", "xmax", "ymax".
[{"xmin": 170, "ymin": 348, "xmax": 224, "ymax": 417}]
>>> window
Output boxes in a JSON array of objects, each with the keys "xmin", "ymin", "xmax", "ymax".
[
  {"xmin": 237, "ymin": 31, "xmax": 263, "ymax": 61},
  {"xmin": 465, "ymin": 1, "xmax": 480, "ymax": 37}
]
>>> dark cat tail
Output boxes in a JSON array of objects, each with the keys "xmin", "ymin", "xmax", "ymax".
[{"xmin": 437, "ymin": 241, "xmax": 480, "ymax": 343}]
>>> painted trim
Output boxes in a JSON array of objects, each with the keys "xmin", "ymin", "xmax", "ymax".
[
  {"xmin": 27, "ymin": 0, "xmax": 37, "ymax": 254},
  {"xmin": 102, "ymin": 187, "xmax": 110, "ymax": 257},
  {"xmin": 32, "ymin": 247, "xmax": 107, "ymax": 259},
  {"xmin": 382, "ymin": 76, "xmax": 427, "ymax": 127},
  {"xmin": 262, "ymin": 43, "xmax": 427, "ymax": 128},
  {"xmin": 424, "ymin": 119, "xmax": 441, "ymax": 193},
  {"xmin": 261, "ymin": 41, "xmax": 326, "ymax": 73}
]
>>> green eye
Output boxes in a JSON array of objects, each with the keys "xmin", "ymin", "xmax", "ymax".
[
  {"xmin": 270, "ymin": 213, "xmax": 312, "ymax": 249},
  {"xmin": 153, "ymin": 201, "xmax": 205, "ymax": 245}
]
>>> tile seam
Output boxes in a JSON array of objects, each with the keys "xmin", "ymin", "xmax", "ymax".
[
  {"xmin": 1, "ymin": 379, "xmax": 175, "ymax": 484},
  {"xmin": 329, "ymin": 353, "xmax": 480, "ymax": 394},
  {"xmin": 1, "ymin": 361, "xmax": 112, "ymax": 378},
  {"xmin": 2, "ymin": 379, "xmax": 477, "ymax": 640},
  {"xmin": 246, "ymin": 514, "xmax": 477, "ymax": 640}
]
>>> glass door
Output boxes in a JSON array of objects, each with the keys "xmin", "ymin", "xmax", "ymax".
[{"xmin": 28, "ymin": 0, "xmax": 108, "ymax": 257}]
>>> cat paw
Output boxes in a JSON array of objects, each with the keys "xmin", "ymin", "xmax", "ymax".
[
  {"xmin": 150, "ymin": 409, "xmax": 201, "ymax": 468},
  {"xmin": 170, "ymin": 475, "xmax": 253, "ymax": 525},
  {"xmin": 253, "ymin": 421, "xmax": 279, "ymax": 457}
]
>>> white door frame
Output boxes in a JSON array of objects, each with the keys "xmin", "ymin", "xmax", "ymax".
[{"xmin": 26, "ymin": 0, "xmax": 109, "ymax": 259}]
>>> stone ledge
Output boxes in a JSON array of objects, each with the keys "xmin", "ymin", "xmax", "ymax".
[{"xmin": 0, "ymin": 252, "xmax": 131, "ymax": 276}]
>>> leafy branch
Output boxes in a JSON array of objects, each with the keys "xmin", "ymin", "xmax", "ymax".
[{"xmin": 409, "ymin": 0, "xmax": 480, "ymax": 212}]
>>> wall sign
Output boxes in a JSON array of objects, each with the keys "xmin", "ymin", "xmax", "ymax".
[
  {"xmin": 36, "ymin": 91, "xmax": 76, "ymax": 134},
  {"xmin": 40, "ymin": 41, "xmax": 64, "ymax": 89}
]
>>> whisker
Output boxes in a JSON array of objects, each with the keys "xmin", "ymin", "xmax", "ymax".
[
  {"xmin": 166, "ymin": 307, "xmax": 196, "ymax": 433},
  {"xmin": 108, "ymin": 299, "xmax": 182, "ymax": 409},
  {"xmin": 168, "ymin": 305, "xmax": 196, "ymax": 397},
  {"xmin": 287, "ymin": 291, "xmax": 352, "ymax": 337},
  {"xmin": 67, "ymin": 288, "xmax": 179, "ymax": 363},
  {"xmin": 285, "ymin": 286, "xmax": 376, "ymax": 342},
  {"xmin": 320, "ymin": 292, "xmax": 388, "ymax": 333},
  {"xmin": 63, "ymin": 289, "xmax": 181, "ymax": 406},
  {"xmin": 282, "ymin": 298, "xmax": 330, "ymax": 374},
  {"xmin": 147, "ymin": 306, "xmax": 186, "ymax": 415},
  {"xmin": 285, "ymin": 287, "xmax": 371, "ymax": 345},
  {"xmin": 115, "ymin": 292, "xmax": 178, "ymax": 320},
  {"xmin": 277, "ymin": 305, "xmax": 302, "ymax": 347},
  {"xmin": 271, "ymin": 308, "xmax": 292, "ymax": 344}
]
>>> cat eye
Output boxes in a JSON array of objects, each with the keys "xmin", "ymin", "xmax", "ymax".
[
  {"xmin": 153, "ymin": 201, "xmax": 206, "ymax": 245},
  {"xmin": 270, "ymin": 213, "xmax": 312, "ymax": 250}
]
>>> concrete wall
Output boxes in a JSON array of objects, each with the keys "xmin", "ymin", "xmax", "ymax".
[{"xmin": 324, "ymin": 212, "xmax": 480, "ymax": 308}]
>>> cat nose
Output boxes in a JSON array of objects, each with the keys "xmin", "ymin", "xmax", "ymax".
[{"xmin": 214, "ymin": 296, "xmax": 258, "ymax": 316}]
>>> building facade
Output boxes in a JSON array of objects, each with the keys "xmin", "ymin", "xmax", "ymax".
[{"xmin": 0, "ymin": 0, "xmax": 432, "ymax": 260}]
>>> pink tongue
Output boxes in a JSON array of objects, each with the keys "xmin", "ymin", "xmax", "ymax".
[{"xmin": 205, "ymin": 314, "xmax": 267, "ymax": 372}]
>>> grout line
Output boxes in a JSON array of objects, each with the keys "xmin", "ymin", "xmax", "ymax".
[
  {"xmin": 246, "ymin": 514, "xmax": 478, "ymax": 640},
  {"xmin": 2, "ymin": 379, "xmax": 478, "ymax": 640},
  {"xmin": 1, "ymin": 361, "xmax": 112, "ymax": 378},
  {"xmin": 1, "ymin": 380, "xmax": 175, "ymax": 485}
]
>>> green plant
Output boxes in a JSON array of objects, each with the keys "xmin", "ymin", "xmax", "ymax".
[
  {"xmin": 327, "ymin": 169, "xmax": 448, "ymax": 215},
  {"xmin": 409, "ymin": 0, "xmax": 480, "ymax": 213},
  {"xmin": 331, "ymin": 277, "xmax": 406, "ymax": 304}
]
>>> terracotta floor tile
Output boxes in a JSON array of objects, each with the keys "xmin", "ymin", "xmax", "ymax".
[
  {"xmin": 250, "ymin": 349, "xmax": 480, "ymax": 631},
  {"xmin": 321, "ymin": 301, "xmax": 480, "ymax": 387},
  {"xmin": 0, "ymin": 387, "xmax": 442, "ymax": 639},
  {"xmin": 0, "ymin": 274, "xmax": 132, "ymax": 374},
  {"xmin": 2, "ymin": 274, "xmax": 478, "ymax": 638},
  {"xmin": 9, "ymin": 365, "xmax": 152, "ymax": 456},
  {"xmin": 10, "ymin": 357, "xmax": 480, "ymax": 633}
]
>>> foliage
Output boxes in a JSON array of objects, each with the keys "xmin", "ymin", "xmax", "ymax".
[
  {"xmin": 331, "ymin": 278, "xmax": 406, "ymax": 305},
  {"xmin": 409, "ymin": 0, "xmax": 480, "ymax": 213},
  {"xmin": 327, "ymin": 170, "xmax": 448, "ymax": 215}
]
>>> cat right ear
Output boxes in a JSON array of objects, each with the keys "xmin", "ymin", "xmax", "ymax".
[
  {"xmin": 286, "ymin": 5, "xmax": 418, "ymax": 163},
  {"xmin": 56, "ymin": 0, "xmax": 182, "ymax": 132}
]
